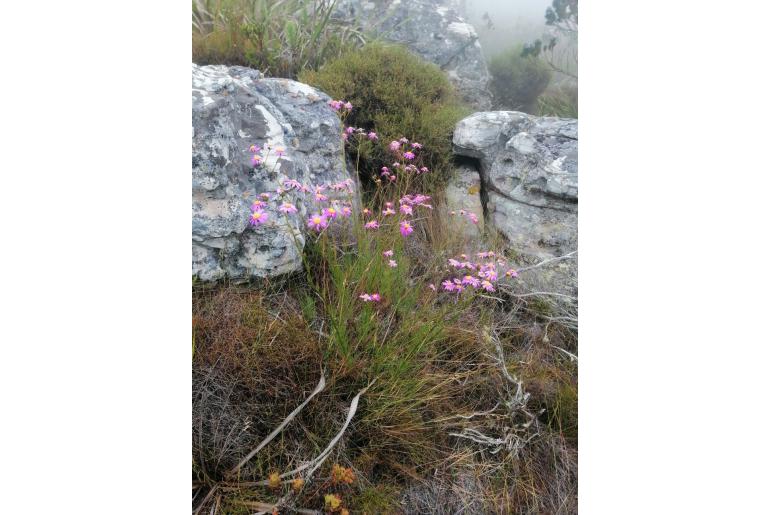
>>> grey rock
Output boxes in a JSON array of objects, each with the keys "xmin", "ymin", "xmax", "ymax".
[
  {"xmin": 192, "ymin": 63, "xmax": 355, "ymax": 281},
  {"xmin": 453, "ymin": 111, "xmax": 577, "ymax": 295},
  {"xmin": 443, "ymin": 164, "xmax": 484, "ymax": 241},
  {"xmin": 335, "ymin": 0, "xmax": 492, "ymax": 109}
]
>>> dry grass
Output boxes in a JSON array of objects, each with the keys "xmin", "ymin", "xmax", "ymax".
[{"xmin": 192, "ymin": 207, "xmax": 578, "ymax": 513}]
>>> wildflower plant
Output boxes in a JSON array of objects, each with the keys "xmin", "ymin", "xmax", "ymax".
[{"xmin": 243, "ymin": 100, "xmax": 520, "ymax": 451}]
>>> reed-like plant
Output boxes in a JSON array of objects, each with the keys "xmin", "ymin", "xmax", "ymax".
[{"xmin": 192, "ymin": 0, "xmax": 366, "ymax": 78}]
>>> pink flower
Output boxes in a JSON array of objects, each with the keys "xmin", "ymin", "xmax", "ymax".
[
  {"xmin": 359, "ymin": 292, "xmax": 381, "ymax": 302},
  {"xmin": 340, "ymin": 206, "xmax": 352, "ymax": 217},
  {"xmin": 479, "ymin": 269, "xmax": 498, "ymax": 282},
  {"xmin": 362, "ymin": 208, "xmax": 372, "ymax": 217},
  {"xmin": 505, "ymin": 269, "xmax": 519, "ymax": 278},
  {"xmin": 370, "ymin": 293, "xmax": 381, "ymax": 302},
  {"xmin": 481, "ymin": 280, "xmax": 495, "ymax": 292},
  {"xmin": 283, "ymin": 179, "xmax": 304, "ymax": 191},
  {"xmin": 260, "ymin": 193, "xmax": 271, "ymax": 200},
  {"xmin": 329, "ymin": 100, "xmax": 342, "ymax": 111},
  {"xmin": 249, "ymin": 144, "xmax": 260, "ymax": 153},
  {"xmin": 383, "ymin": 249, "xmax": 394, "ymax": 257},
  {"xmin": 403, "ymin": 151, "xmax": 415, "ymax": 160},
  {"xmin": 399, "ymin": 204, "xmax": 413, "ymax": 216},
  {"xmin": 428, "ymin": 283, "xmax": 436, "ymax": 291},
  {"xmin": 307, "ymin": 214, "xmax": 328, "ymax": 232},
  {"xmin": 389, "ymin": 141, "xmax": 401, "ymax": 152},
  {"xmin": 411, "ymin": 142, "xmax": 422, "ymax": 149},
  {"xmin": 279, "ymin": 202, "xmax": 298, "ymax": 214},
  {"xmin": 462, "ymin": 275, "xmax": 481, "ymax": 288},
  {"xmin": 249, "ymin": 210, "xmax": 268, "ymax": 225},
  {"xmin": 251, "ymin": 200, "xmax": 265, "ymax": 211},
  {"xmin": 344, "ymin": 101, "xmax": 353, "ymax": 110},
  {"xmin": 467, "ymin": 213, "xmax": 479, "ymax": 224},
  {"xmin": 419, "ymin": 166, "xmax": 429, "ymax": 173},
  {"xmin": 388, "ymin": 259, "xmax": 397, "ymax": 268},
  {"xmin": 368, "ymin": 132, "xmax": 378, "ymax": 140},
  {"xmin": 442, "ymin": 280, "xmax": 456, "ymax": 292},
  {"xmin": 275, "ymin": 146, "xmax": 285, "ymax": 157},
  {"xmin": 251, "ymin": 154, "xmax": 263, "ymax": 167},
  {"xmin": 323, "ymin": 206, "xmax": 338, "ymax": 219},
  {"xmin": 382, "ymin": 208, "xmax": 395, "ymax": 216},
  {"xmin": 364, "ymin": 220, "xmax": 380, "ymax": 230},
  {"xmin": 399, "ymin": 137, "xmax": 409, "ymax": 143},
  {"xmin": 381, "ymin": 166, "xmax": 390, "ymax": 175},
  {"xmin": 315, "ymin": 192, "xmax": 328, "ymax": 202},
  {"xmin": 399, "ymin": 221, "xmax": 413, "ymax": 237},
  {"xmin": 345, "ymin": 126, "xmax": 355, "ymax": 135}
]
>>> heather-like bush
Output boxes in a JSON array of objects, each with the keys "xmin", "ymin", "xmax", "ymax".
[
  {"xmin": 299, "ymin": 44, "xmax": 470, "ymax": 193},
  {"xmin": 489, "ymin": 44, "xmax": 553, "ymax": 113}
]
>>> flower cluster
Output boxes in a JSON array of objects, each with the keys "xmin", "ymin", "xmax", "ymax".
[
  {"xmin": 331, "ymin": 464, "xmax": 355, "ymax": 485},
  {"xmin": 328, "ymin": 99, "xmax": 353, "ymax": 112},
  {"xmin": 246, "ymin": 149, "xmax": 358, "ymax": 233},
  {"xmin": 342, "ymin": 125, "xmax": 378, "ymax": 142},
  {"xmin": 440, "ymin": 251, "xmax": 518, "ymax": 294},
  {"xmin": 248, "ymin": 142, "xmax": 285, "ymax": 169}
]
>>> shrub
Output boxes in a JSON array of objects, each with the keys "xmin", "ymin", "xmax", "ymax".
[
  {"xmin": 192, "ymin": 0, "xmax": 364, "ymax": 78},
  {"xmin": 538, "ymin": 82, "xmax": 578, "ymax": 118},
  {"xmin": 299, "ymin": 44, "xmax": 470, "ymax": 193},
  {"xmin": 489, "ymin": 45, "xmax": 552, "ymax": 113}
]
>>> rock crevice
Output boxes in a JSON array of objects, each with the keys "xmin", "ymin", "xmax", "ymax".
[{"xmin": 451, "ymin": 111, "xmax": 578, "ymax": 295}]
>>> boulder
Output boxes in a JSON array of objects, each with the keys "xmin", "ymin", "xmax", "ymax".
[
  {"xmin": 335, "ymin": 0, "xmax": 492, "ymax": 109},
  {"xmin": 453, "ymin": 111, "xmax": 577, "ymax": 295},
  {"xmin": 192, "ymin": 63, "xmax": 354, "ymax": 281}
]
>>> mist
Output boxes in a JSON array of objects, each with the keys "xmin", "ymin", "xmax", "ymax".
[{"xmin": 461, "ymin": 0, "xmax": 554, "ymax": 59}]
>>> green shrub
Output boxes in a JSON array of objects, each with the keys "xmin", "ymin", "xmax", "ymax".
[
  {"xmin": 192, "ymin": 0, "xmax": 364, "ymax": 79},
  {"xmin": 300, "ymin": 44, "xmax": 470, "ymax": 193},
  {"xmin": 538, "ymin": 83, "xmax": 578, "ymax": 118},
  {"xmin": 489, "ymin": 45, "xmax": 552, "ymax": 113}
]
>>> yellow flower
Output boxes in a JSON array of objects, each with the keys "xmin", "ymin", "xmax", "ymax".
[
  {"xmin": 331, "ymin": 464, "xmax": 355, "ymax": 485},
  {"xmin": 324, "ymin": 493, "xmax": 342, "ymax": 511},
  {"xmin": 291, "ymin": 478, "xmax": 305, "ymax": 492},
  {"xmin": 268, "ymin": 472, "xmax": 281, "ymax": 489}
]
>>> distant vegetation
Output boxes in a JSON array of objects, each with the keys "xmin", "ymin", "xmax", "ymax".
[
  {"xmin": 538, "ymin": 82, "xmax": 578, "ymax": 118},
  {"xmin": 488, "ymin": 44, "xmax": 552, "ymax": 114}
]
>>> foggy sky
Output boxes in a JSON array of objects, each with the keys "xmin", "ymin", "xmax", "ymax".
[{"xmin": 462, "ymin": 0, "xmax": 553, "ymax": 58}]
